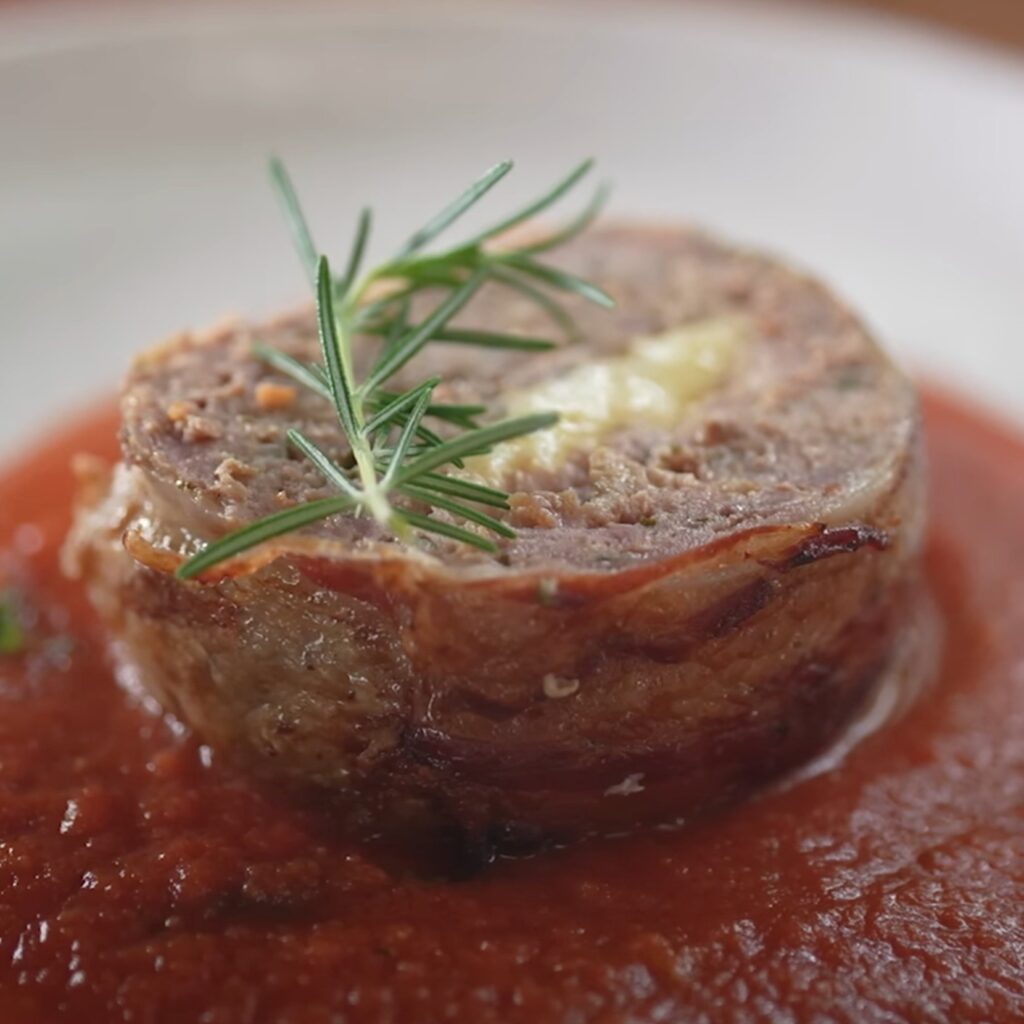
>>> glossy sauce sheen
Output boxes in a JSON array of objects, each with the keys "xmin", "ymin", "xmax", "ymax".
[{"xmin": 1, "ymin": 391, "xmax": 1023, "ymax": 1023}]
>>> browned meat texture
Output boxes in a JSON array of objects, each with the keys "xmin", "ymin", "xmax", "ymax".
[
  {"xmin": 65, "ymin": 224, "xmax": 926, "ymax": 846},
  {"xmin": 116, "ymin": 226, "xmax": 915, "ymax": 570}
]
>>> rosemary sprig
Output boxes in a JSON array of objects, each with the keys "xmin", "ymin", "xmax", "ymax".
[{"xmin": 176, "ymin": 158, "xmax": 611, "ymax": 580}]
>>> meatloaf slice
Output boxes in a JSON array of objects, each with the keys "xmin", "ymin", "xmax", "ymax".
[{"xmin": 65, "ymin": 225, "xmax": 927, "ymax": 846}]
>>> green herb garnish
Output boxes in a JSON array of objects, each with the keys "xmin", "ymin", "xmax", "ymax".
[
  {"xmin": 176, "ymin": 158, "xmax": 611, "ymax": 580},
  {"xmin": 0, "ymin": 595, "xmax": 24, "ymax": 655}
]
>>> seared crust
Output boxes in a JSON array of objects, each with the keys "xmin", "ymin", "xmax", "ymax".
[{"xmin": 65, "ymin": 225, "xmax": 927, "ymax": 844}]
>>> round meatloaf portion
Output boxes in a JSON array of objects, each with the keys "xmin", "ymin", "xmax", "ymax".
[{"xmin": 65, "ymin": 224, "xmax": 927, "ymax": 848}]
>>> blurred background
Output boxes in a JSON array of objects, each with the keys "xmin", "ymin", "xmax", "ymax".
[
  {"xmin": 1, "ymin": 0, "xmax": 1022, "ymax": 454},
  {"xmin": 831, "ymin": 0, "xmax": 1024, "ymax": 50}
]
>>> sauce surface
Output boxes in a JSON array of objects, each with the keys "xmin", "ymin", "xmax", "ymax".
[{"xmin": 0, "ymin": 391, "xmax": 1022, "ymax": 1023}]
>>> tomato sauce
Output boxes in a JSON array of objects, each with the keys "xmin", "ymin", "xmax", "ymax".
[{"xmin": 0, "ymin": 390, "xmax": 1022, "ymax": 1023}]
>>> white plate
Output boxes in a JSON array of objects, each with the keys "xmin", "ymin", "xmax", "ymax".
[{"xmin": 1, "ymin": 0, "xmax": 1022, "ymax": 461}]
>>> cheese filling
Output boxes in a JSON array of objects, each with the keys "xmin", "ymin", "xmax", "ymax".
[{"xmin": 466, "ymin": 317, "xmax": 746, "ymax": 483}]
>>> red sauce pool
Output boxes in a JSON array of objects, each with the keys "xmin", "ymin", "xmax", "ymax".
[{"xmin": 0, "ymin": 390, "xmax": 1022, "ymax": 1023}]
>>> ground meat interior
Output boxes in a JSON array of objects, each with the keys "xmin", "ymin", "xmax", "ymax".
[{"xmin": 119, "ymin": 225, "xmax": 914, "ymax": 570}]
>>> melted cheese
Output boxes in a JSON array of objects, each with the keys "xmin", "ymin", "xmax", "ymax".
[{"xmin": 467, "ymin": 317, "xmax": 746, "ymax": 482}]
